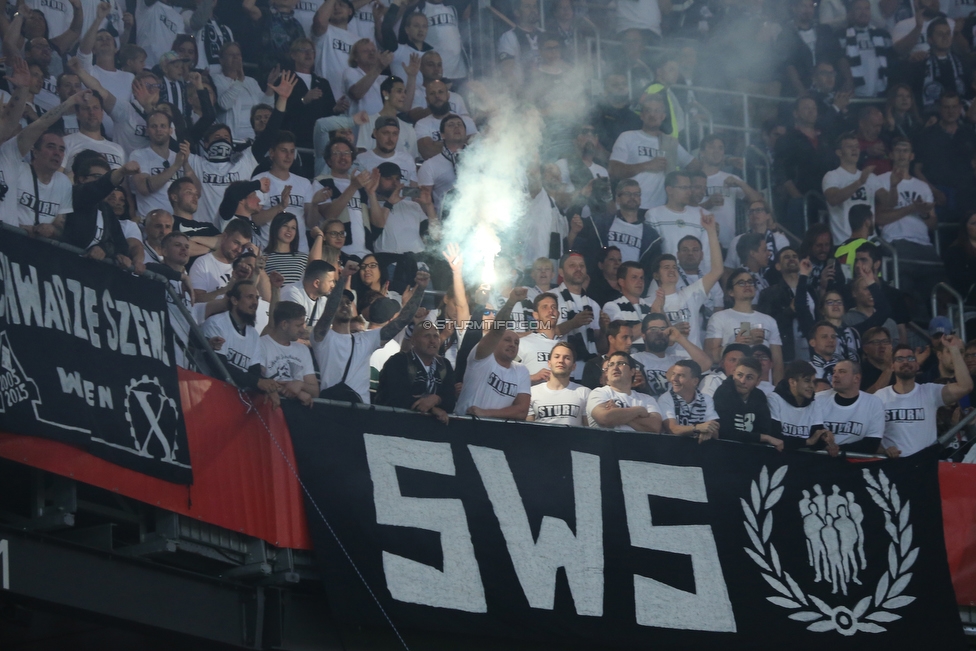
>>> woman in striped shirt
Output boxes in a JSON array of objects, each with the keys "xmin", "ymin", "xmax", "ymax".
[{"xmin": 264, "ymin": 212, "xmax": 324, "ymax": 284}]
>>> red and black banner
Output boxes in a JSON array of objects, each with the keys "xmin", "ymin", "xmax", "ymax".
[
  {"xmin": 0, "ymin": 231, "xmax": 190, "ymax": 483},
  {"xmin": 286, "ymin": 402, "xmax": 966, "ymax": 650}
]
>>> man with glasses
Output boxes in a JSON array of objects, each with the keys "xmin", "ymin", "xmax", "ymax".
[
  {"xmin": 632, "ymin": 314, "xmax": 712, "ymax": 398},
  {"xmin": 609, "ymin": 93, "xmax": 694, "ymax": 210},
  {"xmin": 574, "ymin": 180, "xmax": 663, "ymax": 283},
  {"xmin": 859, "ymin": 326, "xmax": 895, "ymax": 392},
  {"xmin": 730, "ymin": 233, "xmax": 771, "ymax": 303},
  {"xmin": 876, "ymin": 337, "xmax": 973, "ymax": 457},
  {"xmin": 586, "ymin": 351, "xmax": 662, "ymax": 432},
  {"xmin": 648, "ymin": 171, "xmax": 715, "ymax": 275},
  {"xmin": 751, "ymin": 344, "xmax": 776, "ymax": 396}
]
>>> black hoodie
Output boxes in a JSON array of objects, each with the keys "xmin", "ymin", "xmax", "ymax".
[{"xmin": 712, "ymin": 376, "xmax": 773, "ymax": 445}]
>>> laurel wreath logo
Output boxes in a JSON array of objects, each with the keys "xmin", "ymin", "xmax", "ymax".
[{"xmin": 741, "ymin": 465, "xmax": 917, "ymax": 635}]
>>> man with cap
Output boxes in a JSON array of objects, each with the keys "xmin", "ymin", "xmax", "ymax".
[
  {"xmin": 354, "ymin": 115, "xmax": 419, "ymax": 185},
  {"xmin": 372, "ymin": 162, "xmax": 438, "ymax": 257},
  {"xmin": 217, "ymin": 178, "xmax": 278, "ymax": 250},
  {"xmin": 418, "ymin": 112, "xmax": 468, "ymax": 215},
  {"xmin": 355, "ymin": 75, "xmax": 418, "ymax": 159}
]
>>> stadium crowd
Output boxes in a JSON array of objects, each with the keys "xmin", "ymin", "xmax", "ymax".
[{"xmin": 1, "ymin": 0, "xmax": 976, "ymax": 459}]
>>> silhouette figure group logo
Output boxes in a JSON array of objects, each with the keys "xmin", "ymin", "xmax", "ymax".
[{"xmin": 800, "ymin": 485, "xmax": 866, "ymax": 595}]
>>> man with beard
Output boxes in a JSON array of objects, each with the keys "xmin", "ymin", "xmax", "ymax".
[
  {"xmin": 166, "ymin": 177, "xmax": 221, "ymax": 252},
  {"xmin": 586, "ymin": 351, "xmax": 662, "ymax": 432},
  {"xmin": 769, "ymin": 360, "xmax": 838, "ymax": 454},
  {"xmin": 809, "ymin": 321, "xmax": 842, "ymax": 390},
  {"xmin": 355, "ymin": 116, "xmax": 419, "ymax": 185},
  {"xmin": 313, "ymin": 265, "xmax": 429, "ymax": 403},
  {"xmin": 517, "ymin": 292, "xmax": 564, "ymax": 384},
  {"xmin": 145, "ymin": 231, "xmax": 206, "ymax": 367},
  {"xmin": 415, "ymin": 80, "xmax": 477, "ymax": 160},
  {"xmin": 527, "ymin": 342, "xmax": 590, "ymax": 426},
  {"xmin": 129, "ymin": 110, "xmax": 196, "ymax": 217},
  {"xmin": 418, "ymin": 114, "xmax": 468, "ymax": 214},
  {"xmin": 633, "ymin": 314, "xmax": 712, "ymax": 398},
  {"xmin": 376, "ymin": 318, "xmax": 456, "ymax": 423},
  {"xmin": 313, "ymin": 139, "xmax": 379, "ymax": 260},
  {"xmin": 758, "ymin": 247, "xmax": 817, "ymax": 361},
  {"xmin": 260, "ymin": 301, "xmax": 319, "ymax": 407},
  {"xmin": 454, "ymin": 288, "xmax": 532, "ymax": 420},
  {"xmin": 403, "ymin": 52, "xmax": 470, "ymax": 118},
  {"xmin": 554, "ymin": 252, "xmax": 606, "ymax": 379},
  {"xmin": 202, "ymin": 280, "xmax": 280, "ymax": 400},
  {"xmin": 649, "ymin": 213, "xmax": 723, "ymax": 356},
  {"xmin": 189, "ymin": 219, "xmax": 254, "ymax": 302},
  {"xmin": 877, "ymin": 337, "xmax": 972, "ymax": 456},
  {"xmin": 573, "ymin": 180, "xmax": 664, "ymax": 282},
  {"xmin": 658, "ymin": 360, "xmax": 720, "ymax": 443},
  {"xmin": 815, "ymin": 359, "xmax": 886, "ymax": 454},
  {"xmin": 280, "ymin": 260, "xmax": 337, "ymax": 330}
]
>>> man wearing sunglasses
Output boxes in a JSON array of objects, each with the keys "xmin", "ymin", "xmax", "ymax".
[{"xmin": 875, "ymin": 336, "xmax": 973, "ymax": 457}]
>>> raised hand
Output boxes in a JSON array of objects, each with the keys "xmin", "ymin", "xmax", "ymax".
[
  {"xmin": 258, "ymin": 177, "xmax": 271, "ymax": 193},
  {"xmin": 96, "ymin": 2, "xmax": 112, "ymax": 20},
  {"xmin": 4, "ymin": 55, "xmax": 31, "ymax": 89},
  {"xmin": 353, "ymin": 110, "xmax": 370, "ymax": 126},
  {"xmin": 280, "ymin": 185, "xmax": 292, "ymax": 208},
  {"xmin": 268, "ymin": 270, "xmax": 285, "ymax": 288},
  {"xmin": 120, "ymin": 160, "xmax": 141, "ymax": 175},
  {"xmin": 377, "ymin": 50, "xmax": 394, "ymax": 70},
  {"xmin": 352, "ymin": 169, "xmax": 371, "ymax": 189},
  {"xmin": 799, "ymin": 257, "xmax": 813, "ymax": 276},
  {"xmin": 442, "ymin": 242, "xmax": 463, "ymax": 271},
  {"xmin": 177, "ymin": 140, "xmax": 191, "ymax": 163},
  {"xmin": 266, "ymin": 64, "xmax": 281, "ymax": 89},
  {"xmin": 188, "ymin": 71, "xmax": 203, "ymax": 90},
  {"xmin": 403, "ymin": 52, "xmax": 421, "ymax": 78},
  {"xmin": 701, "ymin": 212, "xmax": 715, "ymax": 231},
  {"xmin": 269, "ymin": 70, "xmax": 297, "ymax": 98},
  {"xmin": 508, "ymin": 286, "xmax": 529, "ymax": 303}
]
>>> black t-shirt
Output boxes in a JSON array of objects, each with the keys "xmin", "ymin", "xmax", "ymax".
[{"xmin": 859, "ymin": 358, "xmax": 893, "ymax": 391}]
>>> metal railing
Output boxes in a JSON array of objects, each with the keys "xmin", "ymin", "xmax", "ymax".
[
  {"xmin": 932, "ymin": 282, "xmax": 968, "ymax": 342},
  {"xmin": 873, "ymin": 235, "xmax": 901, "ymax": 289},
  {"xmin": 939, "ymin": 406, "xmax": 976, "ymax": 448},
  {"xmin": 0, "ymin": 224, "xmax": 234, "ymax": 386}
]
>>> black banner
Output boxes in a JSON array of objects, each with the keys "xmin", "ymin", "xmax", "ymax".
[
  {"xmin": 286, "ymin": 402, "xmax": 966, "ymax": 650},
  {"xmin": 0, "ymin": 232, "xmax": 191, "ymax": 483}
]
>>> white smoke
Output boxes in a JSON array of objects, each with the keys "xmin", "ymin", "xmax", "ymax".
[{"xmin": 438, "ymin": 65, "xmax": 595, "ymax": 289}]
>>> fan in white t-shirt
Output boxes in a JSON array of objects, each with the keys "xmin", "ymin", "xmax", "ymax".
[
  {"xmin": 354, "ymin": 76, "xmax": 420, "ymax": 159},
  {"xmin": 455, "ymin": 288, "xmax": 532, "ymax": 418},
  {"xmin": 876, "ymin": 338, "xmax": 973, "ymax": 457},
  {"xmin": 873, "ymin": 141, "xmax": 937, "ymax": 248},
  {"xmin": 646, "ymin": 171, "xmax": 715, "ymax": 275},
  {"xmin": 311, "ymin": 0, "xmax": 359, "ymax": 97},
  {"xmin": 260, "ymin": 300, "xmax": 320, "ymax": 406},
  {"xmin": 61, "ymin": 93, "xmax": 126, "ymax": 175},
  {"xmin": 415, "ymin": 80, "xmax": 477, "ymax": 161},
  {"xmin": 822, "ymin": 134, "xmax": 883, "ymax": 244},
  {"xmin": 814, "ymin": 359, "xmax": 885, "ymax": 454},
  {"xmin": 353, "ymin": 116, "xmax": 419, "ymax": 185},
  {"xmin": 527, "ymin": 342, "xmax": 590, "ymax": 427},
  {"xmin": 705, "ymin": 268, "xmax": 784, "ymax": 383},
  {"xmin": 632, "ymin": 314, "xmax": 714, "ymax": 397},
  {"xmin": 188, "ymin": 219, "xmax": 254, "ymax": 302},
  {"xmin": 586, "ymin": 351, "xmax": 663, "ymax": 432},
  {"xmin": 608, "ymin": 94, "xmax": 693, "ymax": 209},
  {"xmin": 698, "ymin": 135, "xmax": 764, "ymax": 250},
  {"xmin": 649, "ymin": 211, "xmax": 724, "ymax": 354},
  {"xmin": 371, "ymin": 164, "xmax": 437, "ymax": 255},
  {"xmin": 517, "ymin": 291, "xmax": 564, "ymax": 381},
  {"xmin": 202, "ymin": 281, "xmax": 280, "ymax": 398},
  {"xmin": 342, "ymin": 40, "xmax": 388, "ymax": 117},
  {"xmin": 253, "ymin": 135, "xmax": 314, "ymax": 253},
  {"xmin": 657, "ymin": 359, "xmax": 720, "ymax": 442}
]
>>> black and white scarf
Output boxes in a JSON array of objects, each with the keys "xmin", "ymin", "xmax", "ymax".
[
  {"xmin": 668, "ymin": 388, "xmax": 710, "ymax": 426},
  {"xmin": 922, "ymin": 52, "xmax": 966, "ymax": 108},
  {"xmin": 842, "ymin": 26, "xmax": 891, "ymax": 93}
]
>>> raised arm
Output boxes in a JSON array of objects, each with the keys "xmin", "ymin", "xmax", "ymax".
[
  {"xmin": 16, "ymin": 90, "xmax": 87, "ymax": 156},
  {"xmin": 443, "ymin": 243, "xmax": 470, "ymax": 324},
  {"xmin": 0, "ymin": 57, "xmax": 31, "ymax": 144},
  {"xmin": 80, "ymin": 1, "xmax": 112, "ymax": 55},
  {"xmin": 380, "ymin": 269, "xmax": 430, "ymax": 343},
  {"xmin": 67, "ymin": 56, "xmax": 117, "ymax": 113},
  {"xmin": 250, "ymin": 70, "xmax": 294, "ymax": 159},
  {"xmin": 474, "ymin": 287, "xmax": 527, "ymax": 360},
  {"xmin": 312, "ymin": 260, "xmax": 360, "ymax": 341},
  {"xmin": 700, "ymin": 212, "xmax": 724, "ymax": 293},
  {"xmin": 941, "ymin": 335, "xmax": 975, "ymax": 405},
  {"xmin": 50, "ymin": 0, "xmax": 84, "ymax": 55},
  {"xmin": 189, "ymin": 0, "xmax": 214, "ymax": 32},
  {"xmin": 312, "ymin": 0, "xmax": 338, "ymax": 36}
]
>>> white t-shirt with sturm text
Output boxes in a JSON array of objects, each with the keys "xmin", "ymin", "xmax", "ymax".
[
  {"xmin": 647, "ymin": 205, "xmax": 714, "ymax": 274},
  {"xmin": 315, "ymin": 25, "xmax": 359, "ymax": 100},
  {"xmin": 454, "ymin": 349, "xmax": 531, "ymax": 416},
  {"xmin": 876, "ymin": 382, "xmax": 946, "ymax": 456},
  {"xmin": 663, "ymin": 278, "xmax": 708, "ymax": 354},
  {"xmin": 586, "ymin": 385, "xmax": 661, "ymax": 431},
  {"xmin": 528, "ymin": 382, "xmax": 590, "ymax": 426},
  {"xmin": 605, "ymin": 215, "xmax": 644, "ymax": 262},
  {"xmin": 873, "ymin": 173, "xmax": 935, "ymax": 247},
  {"xmin": 202, "ymin": 311, "xmax": 263, "ymax": 372},
  {"xmin": 822, "ymin": 167, "xmax": 883, "ymax": 244},
  {"xmin": 609, "ymin": 130, "xmax": 693, "ymax": 209},
  {"xmin": 705, "ymin": 308, "xmax": 782, "ymax": 347},
  {"xmin": 769, "ymin": 393, "xmax": 823, "ymax": 440},
  {"xmin": 631, "ymin": 351, "xmax": 681, "ymax": 397},
  {"xmin": 704, "ymin": 171, "xmax": 745, "ymax": 249},
  {"xmin": 254, "ymin": 171, "xmax": 312, "ymax": 253},
  {"xmin": 187, "ymin": 252, "xmax": 233, "ymax": 294},
  {"xmin": 814, "ymin": 389, "xmax": 885, "ymax": 446},
  {"xmin": 128, "ymin": 147, "xmax": 182, "ymax": 216},
  {"xmin": 0, "ymin": 140, "xmax": 73, "ymax": 227},
  {"xmin": 516, "ymin": 332, "xmax": 562, "ymax": 375},
  {"xmin": 190, "ymin": 149, "xmax": 259, "ymax": 228},
  {"xmin": 423, "ymin": 1, "xmax": 466, "ymax": 79}
]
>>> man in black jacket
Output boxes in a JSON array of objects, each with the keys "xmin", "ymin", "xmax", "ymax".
[
  {"xmin": 63, "ymin": 152, "xmax": 142, "ymax": 268},
  {"xmin": 712, "ymin": 356, "xmax": 782, "ymax": 450},
  {"xmin": 376, "ymin": 319, "xmax": 456, "ymax": 423}
]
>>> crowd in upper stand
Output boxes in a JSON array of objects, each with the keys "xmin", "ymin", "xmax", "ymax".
[{"xmin": 1, "ymin": 0, "xmax": 975, "ymax": 458}]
